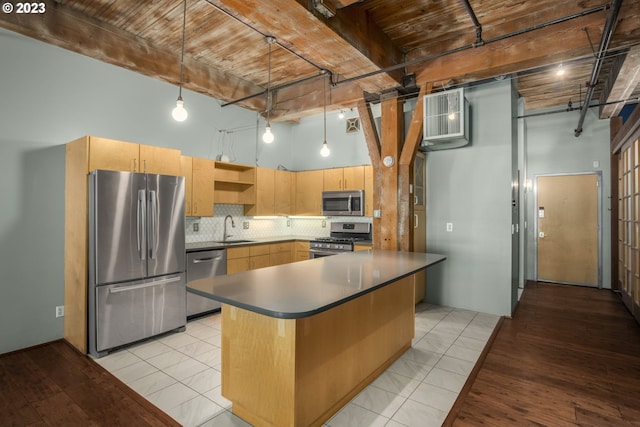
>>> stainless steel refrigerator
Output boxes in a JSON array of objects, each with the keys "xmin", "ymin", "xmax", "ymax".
[{"xmin": 88, "ymin": 169, "xmax": 186, "ymax": 358}]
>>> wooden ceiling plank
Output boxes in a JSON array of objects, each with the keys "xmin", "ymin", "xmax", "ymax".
[
  {"xmin": 208, "ymin": 0, "xmax": 402, "ymax": 92},
  {"xmin": 0, "ymin": 2, "xmax": 265, "ymax": 110},
  {"xmin": 600, "ymin": 46, "xmax": 640, "ymax": 118}
]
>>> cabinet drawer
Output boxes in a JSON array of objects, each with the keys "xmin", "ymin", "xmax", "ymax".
[
  {"xmin": 270, "ymin": 252, "xmax": 292, "ymax": 266},
  {"xmin": 250, "ymin": 244, "xmax": 271, "ymax": 256},
  {"xmin": 270, "ymin": 242, "xmax": 293, "ymax": 253},
  {"xmin": 228, "ymin": 246, "xmax": 251, "ymax": 259},
  {"xmin": 227, "ymin": 257, "xmax": 250, "ymax": 274},
  {"xmin": 294, "ymin": 241, "xmax": 310, "ymax": 251},
  {"xmin": 251, "ymin": 254, "xmax": 271, "ymax": 270},
  {"xmin": 295, "ymin": 252, "xmax": 310, "ymax": 262}
]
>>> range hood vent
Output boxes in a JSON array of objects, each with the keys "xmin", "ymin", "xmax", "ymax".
[{"xmin": 420, "ymin": 88, "xmax": 470, "ymax": 151}]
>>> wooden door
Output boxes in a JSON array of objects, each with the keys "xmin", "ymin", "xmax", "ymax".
[
  {"xmin": 295, "ymin": 170, "xmax": 323, "ymax": 215},
  {"xmin": 274, "ymin": 169, "xmax": 292, "ymax": 215},
  {"xmin": 537, "ymin": 174, "xmax": 599, "ymax": 286},
  {"xmin": 343, "ymin": 166, "xmax": 365, "ymax": 190},
  {"xmin": 88, "ymin": 136, "xmax": 139, "ymax": 172},
  {"xmin": 192, "ymin": 157, "xmax": 215, "ymax": 216},
  {"xmin": 180, "ymin": 156, "xmax": 193, "ymax": 216}
]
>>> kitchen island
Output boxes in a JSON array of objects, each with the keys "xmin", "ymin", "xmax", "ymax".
[{"xmin": 188, "ymin": 250, "xmax": 445, "ymax": 427}]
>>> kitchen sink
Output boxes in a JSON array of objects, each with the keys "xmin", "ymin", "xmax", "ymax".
[{"xmin": 215, "ymin": 240, "xmax": 255, "ymax": 244}]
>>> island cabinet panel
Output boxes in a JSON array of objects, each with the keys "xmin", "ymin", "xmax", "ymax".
[
  {"xmin": 295, "ymin": 170, "xmax": 324, "ymax": 215},
  {"xmin": 221, "ymin": 274, "xmax": 415, "ymax": 427}
]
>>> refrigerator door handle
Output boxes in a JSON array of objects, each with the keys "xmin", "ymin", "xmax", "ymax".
[
  {"xmin": 137, "ymin": 190, "xmax": 146, "ymax": 261},
  {"xmin": 148, "ymin": 190, "xmax": 158, "ymax": 260},
  {"xmin": 108, "ymin": 276, "xmax": 182, "ymax": 293}
]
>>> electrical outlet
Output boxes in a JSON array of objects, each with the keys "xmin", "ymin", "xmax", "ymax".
[
  {"xmin": 55, "ymin": 306, "xmax": 64, "ymax": 318},
  {"xmin": 287, "ymin": 219, "xmax": 291, "ymax": 227},
  {"xmin": 322, "ymin": 220, "xmax": 326, "ymax": 228},
  {"xmin": 193, "ymin": 223, "xmax": 199, "ymax": 232},
  {"xmin": 243, "ymin": 221, "xmax": 249, "ymax": 229},
  {"xmin": 446, "ymin": 222, "xmax": 453, "ymax": 232}
]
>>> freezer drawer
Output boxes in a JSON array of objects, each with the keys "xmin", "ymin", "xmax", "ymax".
[{"xmin": 93, "ymin": 273, "xmax": 186, "ymax": 355}]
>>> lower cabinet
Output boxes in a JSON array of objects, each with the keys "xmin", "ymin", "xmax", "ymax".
[
  {"xmin": 227, "ymin": 241, "xmax": 297, "ymax": 274},
  {"xmin": 294, "ymin": 241, "xmax": 310, "ymax": 261}
]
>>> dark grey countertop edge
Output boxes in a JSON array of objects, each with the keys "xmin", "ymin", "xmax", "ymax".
[{"xmin": 187, "ymin": 254, "xmax": 446, "ymax": 319}]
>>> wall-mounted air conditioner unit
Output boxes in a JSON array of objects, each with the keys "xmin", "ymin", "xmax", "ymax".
[{"xmin": 420, "ymin": 88, "xmax": 470, "ymax": 151}]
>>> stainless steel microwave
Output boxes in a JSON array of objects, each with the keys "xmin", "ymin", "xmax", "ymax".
[{"xmin": 322, "ymin": 190, "xmax": 365, "ymax": 216}]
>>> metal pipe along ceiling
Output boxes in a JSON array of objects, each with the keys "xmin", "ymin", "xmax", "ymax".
[
  {"xmin": 460, "ymin": 0, "xmax": 483, "ymax": 46},
  {"xmin": 574, "ymin": 0, "xmax": 623, "ymax": 137}
]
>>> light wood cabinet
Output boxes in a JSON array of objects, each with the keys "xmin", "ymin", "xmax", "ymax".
[
  {"xmin": 354, "ymin": 244, "xmax": 371, "ymax": 252},
  {"xmin": 295, "ymin": 170, "xmax": 324, "ymax": 215},
  {"xmin": 247, "ymin": 168, "xmax": 294, "ymax": 216},
  {"xmin": 323, "ymin": 166, "xmax": 365, "ymax": 191},
  {"xmin": 294, "ymin": 241, "xmax": 310, "ymax": 261},
  {"xmin": 270, "ymin": 242, "xmax": 293, "ymax": 266},
  {"xmin": 181, "ymin": 156, "xmax": 215, "ymax": 217},
  {"xmin": 87, "ymin": 136, "xmax": 180, "ymax": 175},
  {"xmin": 180, "ymin": 156, "xmax": 194, "ymax": 216},
  {"xmin": 192, "ymin": 157, "xmax": 215, "ymax": 216},
  {"xmin": 214, "ymin": 161, "xmax": 256, "ymax": 205}
]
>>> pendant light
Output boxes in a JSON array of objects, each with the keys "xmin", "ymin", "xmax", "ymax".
[
  {"xmin": 320, "ymin": 73, "xmax": 330, "ymax": 157},
  {"xmin": 262, "ymin": 36, "xmax": 275, "ymax": 143},
  {"xmin": 171, "ymin": 0, "xmax": 188, "ymax": 122}
]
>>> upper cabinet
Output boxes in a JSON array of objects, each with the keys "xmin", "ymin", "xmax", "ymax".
[
  {"xmin": 180, "ymin": 156, "xmax": 194, "ymax": 216},
  {"xmin": 87, "ymin": 135, "xmax": 181, "ymax": 176},
  {"xmin": 246, "ymin": 168, "xmax": 293, "ymax": 216},
  {"xmin": 214, "ymin": 161, "xmax": 256, "ymax": 205},
  {"xmin": 181, "ymin": 156, "xmax": 215, "ymax": 217},
  {"xmin": 295, "ymin": 170, "xmax": 324, "ymax": 215},
  {"xmin": 323, "ymin": 166, "xmax": 365, "ymax": 191}
]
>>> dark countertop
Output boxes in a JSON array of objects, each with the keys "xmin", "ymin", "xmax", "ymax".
[
  {"xmin": 186, "ymin": 236, "xmax": 318, "ymax": 252},
  {"xmin": 187, "ymin": 250, "xmax": 446, "ymax": 319}
]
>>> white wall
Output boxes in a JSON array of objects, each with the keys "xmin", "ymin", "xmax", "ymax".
[
  {"xmin": 523, "ymin": 108, "xmax": 611, "ymax": 287},
  {"xmin": 425, "ymin": 79, "xmax": 516, "ymax": 316}
]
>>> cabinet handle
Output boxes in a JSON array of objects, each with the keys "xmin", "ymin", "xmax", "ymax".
[
  {"xmin": 414, "ymin": 196, "xmax": 418, "ymax": 205},
  {"xmin": 144, "ymin": 159, "xmax": 147, "ymax": 173},
  {"xmin": 344, "ymin": 179, "xmax": 347, "ymax": 189},
  {"xmin": 194, "ymin": 202, "xmax": 198, "ymax": 214},
  {"xmin": 414, "ymin": 214, "xmax": 418, "ymax": 229},
  {"xmin": 133, "ymin": 159, "xmax": 138, "ymax": 172}
]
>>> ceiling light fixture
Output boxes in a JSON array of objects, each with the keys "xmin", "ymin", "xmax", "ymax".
[
  {"xmin": 338, "ymin": 109, "xmax": 345, "ymax": 119},
  {"xmin": 262, "ymin": 36, "xmax": 276, "ymax": 144},
  {"xmin": 172, "ymin": 0, "xmax": 188, "ymax": 122},
  {"xmin": 320, "ymin": 72, "xmax": 330, "ymax": 157},
  {"xmin": 556, "ymin": 64, "xmax": 566, "ymax": 77}
]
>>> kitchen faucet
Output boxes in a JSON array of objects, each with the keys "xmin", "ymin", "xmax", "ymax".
[{"xmin": 223, "ymin": 215, "xmax": 235, "ymax": 241}]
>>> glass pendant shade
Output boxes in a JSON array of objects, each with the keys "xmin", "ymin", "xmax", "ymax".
[
  {"xmin": 263, "ymin": 124, "xmax": 274, "ymax": 143},
  {"xmin": 172, "ymin": 97, "xmax": 188, "ymax": 122}
]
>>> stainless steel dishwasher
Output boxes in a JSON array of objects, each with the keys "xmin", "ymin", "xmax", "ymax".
[{"xmin": 186, "ymin": 249, "xmax": 226, "ymax": 319}]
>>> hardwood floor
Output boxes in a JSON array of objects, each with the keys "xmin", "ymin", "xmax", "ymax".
[
  {"xmin": 446, "ymin": 281, "xmax": 640, "ymax": 427},
  {"xmin": 0, "ymin": 339, "xmax": 179, "ymax": 426}
]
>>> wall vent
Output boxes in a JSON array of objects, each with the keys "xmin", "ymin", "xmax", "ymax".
[{"xmin": 420, "ymin": 88, "xmax": 470, "ymax": 151}]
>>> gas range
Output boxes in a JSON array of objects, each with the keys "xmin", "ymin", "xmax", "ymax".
[{"xmin": 310, "ymin": 222, "xmax": 372, "ymax": 257}]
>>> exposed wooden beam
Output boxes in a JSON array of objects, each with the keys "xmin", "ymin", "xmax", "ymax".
[
  {"xmin": 210, "ymin": 0, "xmax": 402, "ymax": 92},
  {"xmin": 379, "ymin": 92, "xmax": 403, "ymax": 250},
  {"xmin": 600, "ymin": 46, "xmax": 640, "ymax": 119},
  {"xmin": 413, "ymin": 11, "xmax": 606, "ymax": 91},
  {"xmin": 398, "ymin": 83, "xmax": 430, "ymax": 252},
  {"xmin": 0, "ymin": 2, "xmax": 266, "ymax": 111},
  {"xmin": 358, "ymin": 98, "xmax": 382, "ymax": 249}
]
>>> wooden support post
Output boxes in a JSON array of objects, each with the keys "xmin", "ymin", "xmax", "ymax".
[{"xmin": 360, "ymin": 84, "xmax": 431, "ymax": 251}]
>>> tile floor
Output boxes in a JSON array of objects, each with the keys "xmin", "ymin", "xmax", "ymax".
[{"xmin": 95, "ymin": 303, "xmax": 499, "ymax": 427}]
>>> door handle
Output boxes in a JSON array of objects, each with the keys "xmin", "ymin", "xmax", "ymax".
[
  {"xmin": 414, "ymin": 214, "xmax": 418, "ymax": 229},
  {"xmin": 148, "ymin": 190, "xmax": 158, "ymax": 260},
  {"xmin": 109, "ymin": 276, "xmax": 182, "ymax": 293},
  {"xmin": 137, "ymin": 190, "xmax": 146, "ymax": 260},
  {"xmin": 193, "ymin": 256, "xmax": 223, "ymax": 263}
]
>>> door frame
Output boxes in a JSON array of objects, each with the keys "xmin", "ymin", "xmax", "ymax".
[{"xmin": 533, "ymin": 171, "xmax": 603, "ymax": 288}]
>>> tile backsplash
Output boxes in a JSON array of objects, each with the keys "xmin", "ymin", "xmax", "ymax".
[{"xmin": 185, "ymin": 204, "xmax": 372, "ymax": 243}]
